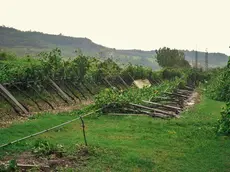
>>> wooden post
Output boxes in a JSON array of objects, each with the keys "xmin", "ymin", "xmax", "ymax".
[
  {"xmin": 0, "ymin": 90, "xmax": 21, "ymax": 115},
  {"xmin": 129, "ymin": 103, "xmax": 177, "ymax": 117},
  {"xmin": 81, "ymin": 82, "xmax": 94, "ymax": 96},
  {"xmin": 29, "ymin": 85, "xmax": 55, "ymax": 109},
  {"xmin": 103, "ymin": 78, "xmax": 114, "ymax": 88},
  {"xmin": 80, "ymin": 116, "xmax": 88, "ymax": 146},
  {"xmin": 72, "ymin": 82, "xmax": 87, "ymax": 100},
  {"xmin": 128, "ymin": 73, "xmax": 135, "ymax": 82},
  {"xmin": 142, "ymin": 100, "xmax": 182, "ymax": 111},
  {"xmin": 164, "ymin": 92, "xmax": 188, "ymax": 99},
  {"xmin": 118, "ymin": 75, "xmax": 129, "ymax": 88},
  {"xmin": 107, "ymin": 71, "xmax": 129, "ymax": 89},
  {"xmin": 0, "ymin": 84, "xmax": 29, "ymax": 114},
  {"xmin": 13, "ymin": 84, "xmax": 42, "ymax": 111},
  {"xmin": 49, "ymin": 79, "xmax": 72, "ymax": 103},
  {"xmin": 64, "ymin": 82, "xmax": 82, "ymax": 102}
]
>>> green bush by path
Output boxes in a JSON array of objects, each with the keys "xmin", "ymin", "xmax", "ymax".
[
  {"xmin": 206, "ymin": 67, "xmax": 230, "ymax": 101},
  {"xmin": 205, "ymin": 57, "xmax": 230, "ymax": 102},
  {"xmin": 204, "ymin": 57, "xmax": 230, "ymax": 136},
  {"xmin": 217, "ymin": 103, "xmax": 230, "ymax": 135}
]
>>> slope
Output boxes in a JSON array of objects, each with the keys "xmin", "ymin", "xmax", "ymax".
[{"xmin": 0, "ymin": 26, "xmax": 228, "ymax": 69}]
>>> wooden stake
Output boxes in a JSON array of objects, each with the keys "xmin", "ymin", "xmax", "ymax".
[
  {"xmin": 29, "ymin": 85, "xmax": 55, "ymax": 109},
  {"xmin": 118, "ymin": 75, "xmax": 129, "ymax": 88},
  {"xmin": 120, "ymin": 107, "xmax": 171, "ymax": 119},
  {"xmin": 184, "ymin": 86, "xmax": 194, "ymax": 91},
  {"xmin": 129, "ymin": 103, "xmax": 177, "ymax": 117},
  {"xmin": 0, "ymin": 84, "xmax": 29, "ymax": 114},
  {"xmin": 0, "ymin": 90, "xmax": 21, "ymax": 115},
  {"xmin": 72, "ymin": 82, "xmax": 87, "ymax": 100},
  {"xmin": 81, "ymin": 82, "xmax": 94, "ymax": 96},
  {"xmin": 103, "ymin": 78, "xmax": 115, "ymax": 89},
  {"xmin": 80, "ymin": 116, "xmax": 88, "ymax": 146},
  {"xmin": 49, "ymin": 79, "xmax": 72, "ymax": 103},
  {"xmin": 64, "ymin": 82, "xmax": 82, "ymax": 102},
  {"xmin": 142, "ymin": 100, "xmax": 182, "ymax": 111},
  {"xmin": 164, "ymin": 92, "xmax": 188, "ymax": 99},
  {"xmin": 13, "ymin": 84, "xmax": 42, "ymax": 111}
]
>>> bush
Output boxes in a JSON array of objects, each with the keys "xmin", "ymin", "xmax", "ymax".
[
  {"xmin": 32, "ymin": 140, "xmax": 65, "ymax": 157},
  {"xmin": 161, "ymin": 68, "xmax": 182, "ymax": 80},
  {"xmin": 206, "ymin": 61, "xmax": 230, "ymax": 102},
  {"xmin": 186, "ymin": 69, "xmax": 210, "ymax": 86},
  {"xmin": 217, "ymin": 103, "xmax": 230, "ymax": 135}
]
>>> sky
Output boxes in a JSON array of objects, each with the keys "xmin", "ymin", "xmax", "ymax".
[{"xmin": 1, "ymin": 0, "xmax": 230, "ymax": 55}]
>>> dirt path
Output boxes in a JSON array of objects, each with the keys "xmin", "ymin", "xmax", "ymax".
[{"xmin": 184, "ymin": 91, "xmax": 200, "ymax": 108}]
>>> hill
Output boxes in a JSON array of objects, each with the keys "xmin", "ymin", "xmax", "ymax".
[{"xmin": 0, "ymin": 26, "xmax": 228, "ymax": 69}]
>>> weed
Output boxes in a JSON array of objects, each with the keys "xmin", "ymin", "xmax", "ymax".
[
  {"xmin": 32, "ymin": 139, "xmax": 65, "ymax": 158},
  {"xmin": 0, "ymin": 159, "xmax": 17, "ymax": 172}
]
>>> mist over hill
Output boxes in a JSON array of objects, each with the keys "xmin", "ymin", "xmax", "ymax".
[{"xmin": 0, "ymin": 26, "xmax": 228, "ymax": 69}]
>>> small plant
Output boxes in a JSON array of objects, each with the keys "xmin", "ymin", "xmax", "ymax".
[
  {"xmin": 0, "ymin": 164, "xmax": 8, "ymax": 172},
  {"xmin": 76, "ymin": 144, "xmax": 89, "ymax": 156},
  {"xmin": 32, "ymin": 140, "xmax": 65, "ymax": 157},
  {"xmin": 217, "ymin": 103, "xmax": 230, "ymax": 135},
  {"xmin": 0, "ymin": 159, "xmax": 17, "ymax": 172}
]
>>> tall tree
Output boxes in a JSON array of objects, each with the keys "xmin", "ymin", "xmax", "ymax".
[{"xmin": 155, "ymin": 47, "xmax": 190, "ymax": 68}]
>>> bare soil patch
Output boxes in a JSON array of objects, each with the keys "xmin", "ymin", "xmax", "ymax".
[
  {"xmin": 0, "ymin": 99, "xmax": 93, "ymax": 128},
  {"xmin": 0, "ymin": 146, "xmax": 90, "ymax": 171}
]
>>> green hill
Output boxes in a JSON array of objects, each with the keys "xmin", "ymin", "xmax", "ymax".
[{"xmin": 0, "ymin": 26, "xmax": 228, "ymax": 69}]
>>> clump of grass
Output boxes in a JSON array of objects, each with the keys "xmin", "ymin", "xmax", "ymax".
[
  {"xmin": 32, "ymin": 139, "xmax": 65, "ymax": 158},
  {"xmin": 0, "ymin": 159, "xmax": 18, "ymax": 172}
]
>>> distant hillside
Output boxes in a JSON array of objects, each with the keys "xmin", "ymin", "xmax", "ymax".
[
  {"xmin": 0, "ymin": 26, "xmax": 228, "ymax": 69},
  {"xmin": 184, "ymin": 50, "xmax": 228, "ymax": 68}
]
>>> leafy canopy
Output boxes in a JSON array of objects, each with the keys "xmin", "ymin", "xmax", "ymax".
[{"xmin": 155, "ymin": 47, "xmax": 190, "ymax": 68}]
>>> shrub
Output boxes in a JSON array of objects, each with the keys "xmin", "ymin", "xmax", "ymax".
[
  {"xmin": 32, "ymin": 140, "xmax": 65, "ymax": 157},
  {"xmin": 161, "ymin": 68, "xmax": 182, "ymax": 80},
  {"xmin": 217, "ymin": 103, "xmax": 230, "ymax": 135},
  {"xmin": 206, "ymin": 57, "xmax": 230, "ymax": 102}
]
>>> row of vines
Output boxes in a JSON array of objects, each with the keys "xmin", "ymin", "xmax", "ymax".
[
  {"xmin": 0, "ymin": 48, "xmax": 207, "ymax": 86},
  {"xmin": 0, "ymin": 48, "xmax": 209, "ymax": 117}
]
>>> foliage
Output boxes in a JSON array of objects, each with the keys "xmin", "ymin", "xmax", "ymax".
[
  {"xmin": 0, "ymin": 51, "xmax": 16, "ymax": 61},
  {"xmin": 206, "ymin": 57, "xmax": 230, "ymax": 101},
  {"xmin": 217, "ymin": 103, "xmax": 230, "ymax": 135},
  {"xmin": 96, "ymin": 58, "xmax": 121, "ymax": 82},
  {"xmin": 0, "ymin": 49, "xmax": 91, "ymax": 84},
  {"xmin": 32, "ymin": 139, "xmax": 65, "ymax": 157},
  {"xmin": 0, "ymin": 49, "xmax": 191, "ymax": 87},
  {"xmin": 161, "ymin": 68, "xmax": 182, "ymax": 80},
  {"xmin": 185, "ymin": 68, "xmax": 210, "ymax": 86},
  {"xmin": 155, "ymin": 47, "xmax": 191, "ymax": 68},
  {"xmin": 121, "ymin": 64, "xmax": 154, "ymax": 83},
  {"xmin": 0, "ymin": 159, "xmax": 17, "ymax": 172},
  {"xmin": 85, "ymin": 58, "xmax": 103, "ymax": 83},
  {"xmin": 39, "ymin": 48, "xmax": 63, "ymax": 79},
  {"xmin": 95, "ymin": 78, "xmax": 185, "ymax": 110},
  {"xmin": 1, "ymin": 97, "xmax": 229, "ymax": 171}
]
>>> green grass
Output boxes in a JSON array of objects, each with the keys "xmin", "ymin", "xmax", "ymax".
[{"xmin": 1, "ymin": 96, "xmax": 230, "ymax": 171}]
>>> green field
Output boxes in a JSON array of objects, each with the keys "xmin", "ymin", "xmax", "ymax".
[{"xmin": 1, "ymin": 96, "xmax": 230, "ymax": 171}]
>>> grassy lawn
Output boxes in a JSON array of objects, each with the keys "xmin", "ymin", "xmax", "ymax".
[{"xmin": 1, "ymin": 96, "xmax": 230, "ymax": 171}]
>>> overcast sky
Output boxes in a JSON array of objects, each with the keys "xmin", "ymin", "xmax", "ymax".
[{"xmin": 1, "ymin": 0, "xmax": 230, "ymax": 55}]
